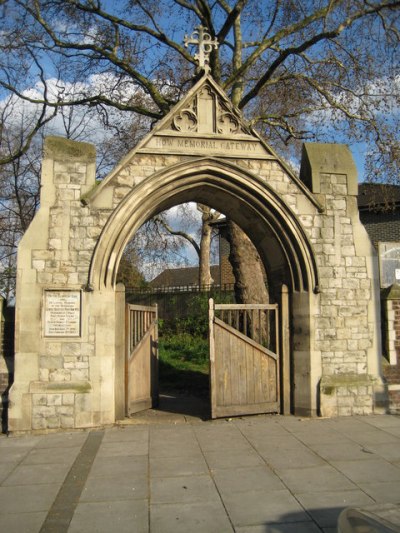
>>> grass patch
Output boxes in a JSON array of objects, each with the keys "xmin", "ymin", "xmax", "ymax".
[{"xmin": 158, "ymin": 333, "xmax": 209, "ymax": 397}]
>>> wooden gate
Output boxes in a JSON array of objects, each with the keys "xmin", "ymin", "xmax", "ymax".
[
  {"xmin": 125, "ymin": 304, "xmax": 158, "ymax": 415},
  {"xmin": 209, "ymin": 299, "xmax": 282, "ymax": 419}
]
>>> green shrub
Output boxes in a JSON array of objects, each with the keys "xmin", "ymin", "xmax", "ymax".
[
  {"xmin": 158, "ymin": 333, "xmax": 209, "ymax": 396},
  {"xmin": 160, "ymin": 333, "xmax": 208, "ymax": 365}
]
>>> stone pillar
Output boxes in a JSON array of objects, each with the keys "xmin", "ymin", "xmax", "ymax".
[
  {"xmin": 8, "ymin": 137, "xmax": 98, "ymax": 432},
  {"xmin": 300, "ymin": 143, "xmax": 386, "ymax": 416},
  {"xmin": 382, "ymin": 284, "xmax": 400, "ymax": 412}
]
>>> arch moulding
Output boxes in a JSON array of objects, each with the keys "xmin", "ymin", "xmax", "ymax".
[
  {"xmin": 8, "ymin": 73, "xmax": 384, "ymax": 432},
  {"xmin": 88, "ymin": 156, "xmax": 319, "ymax": 295}
]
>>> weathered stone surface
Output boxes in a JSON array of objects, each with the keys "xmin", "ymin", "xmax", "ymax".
[{"xmin": 8, "ymin": 76, "xmax": 385, "ymax": 432}]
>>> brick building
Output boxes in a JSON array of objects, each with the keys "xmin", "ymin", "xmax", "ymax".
[
  {"xmin": 358, "ymin": 183, "xmax": 400, "ymax": 247},
  {"xmin": 358, "ymin": 183, "xmax": 400, "ymax": 412}
]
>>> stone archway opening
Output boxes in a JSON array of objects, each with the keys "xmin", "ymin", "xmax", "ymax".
[
  {"xmin": 9, "ymin": 74, "xmax": 383, "ymax": 432},
  {"xmin": 90, "ymin": 159, "xmax": 319, "ymax": 421},
  {"xmin": 119, "ymin": 197, "xmax": 283, "ymax": 421},
  {"xmin": 119, "ymin": 202, "xmax": 221, "ymax": 421}
]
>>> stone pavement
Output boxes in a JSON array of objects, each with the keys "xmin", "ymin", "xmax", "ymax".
[{"xmin": 1, "ymin": 412, "xmax": 400, "ymax": 533}]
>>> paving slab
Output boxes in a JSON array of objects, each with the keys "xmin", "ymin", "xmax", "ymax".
[
  {"xmin": 34, "ymin": 431, "xmax": 88, "ymax": 449},
  {"xmin": 358, "ymin": 481, "xmax": 400, "ymax": 503},
  {"xmin": 150, "ymin": 454, "xmax": 208, "ymax": 477},
  {"xmin": 221, "ymin": 488, "xmax": 310, "ymax": 527},
  {"xmin": 0, "ymin": 511, "xmax": 47, "ymax": 533},
  {"xmin": 212, "ymin": 465, "xmax": 285, "ymax": 494},
  {"xmin": 362, "ymin": 441, "xmax": 400, "ymax": 462},
  {"xmin": 0, "ymin": 483, "xmax": 61, "ymax": 513},
  {"xmin": 97, "ymin": 440, "xmax": 149, "ymax": 457},
  {"xmin": 0, "ymin": 445, "xmax": 32, "ymax": 463},
  {"xmin": 150, "ymin": 474, "xmax": 218, "ymax": 504},
  {"xmin": 276, "ymin": 463, "xmax": 357, "ymax": 493},
  {"xmin": 359, "ymin": 414, "xmax": 400, "ymax": 429},
  {"xmin": 149, "ymin": 431, "xmax": 201, "ymax": 457},
  {"xmin": 332, "ymin": 457, "xmax": 400, "ymax": 484},
  {"xmin": 382, "ymin": 425, "xmax": 400, "ymax": 438},
  {"xmin": 0, "ymin": 434, "xmax": 41, "ymax": 448},
  {"xmin": 240, "ymin": 432, "xmax": 303, "ymax": 451},
  {"xmin": 194, "ymin": 425, "xmax": 251, "ymax": 452},
  {"xmin": 308, "ymin": 440, "xmax": 375, "ymax": 462},
  {"xmin": 102, "ymin": 426, "xmax": 149, "ymax": 443},
  {"xmin": 89, "ymin": 454, "xmax": 148, "ymax": 478},
  {"xmin": 295, "ymin": 489, "xmax": 375, "ymax": 528},
  {"xmin": 22, "ymin": 445, "xmax": 83, "ymax": 466},
  {"xmin": 259, "ymin": 443, "xmax": 325, "ymax": 469},
  {"xmin": 80, "ymin": 474, "xmax": 148, "ymax": 501},
  {"xmin": 204, "ymin": 448, "xmax": 265, "ymax": 470},
  {"xmin": 150, "ymin": 500, "xmax": 234, "ymax": 533},
  {"xmin": 235, "ymin": 522, "xmax": 323, "ymax": 533},
  {"xmin": 68, "ymin": 499, "xmax": 148, "ymax": 533},
  {"xmin": 0, "ymin": 462, "xmax": 17, "ymax": 483},
  {"xmin": 0, "ymin": 413, "xmax": 400, "ymax": 532},
  {"xmin": 2, "ymin": 462, "xmax": 72, "ymax": 486}
]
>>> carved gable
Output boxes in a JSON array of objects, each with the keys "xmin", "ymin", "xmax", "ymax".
[
  {"xmin": 137, "ymin": 75, "xmax": 274, "ymax": 159},
  {"xmin": 165, "ymin": 82, "xmax": 252, "ymax": 136}
]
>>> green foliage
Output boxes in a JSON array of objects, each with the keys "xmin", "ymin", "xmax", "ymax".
[
  {"xmin": 157, "ymin": 291, "xmax": 234, "ymax": 396},
  {"xmin": 158, "ymin": 333, "xmax": 209, "ymax": 396},
  {"xmin": 159, "ymin": 291, "xmax": 235, "ymax": 338},
  {"xmin": 117, "ymin": 255, "xmax": 147, "ymax": 288},
  {"xmin": 160, "ymin": 333, "xmax": 209, "ymax": 365}
]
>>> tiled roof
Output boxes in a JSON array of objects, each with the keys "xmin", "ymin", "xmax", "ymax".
[
  {"xmin": 149, "ymin": 265, "xmax": 220, "ymax": 288},
  {"xmin": 358, "ymin": 183, "xmax": 400, "ymax": 211}
]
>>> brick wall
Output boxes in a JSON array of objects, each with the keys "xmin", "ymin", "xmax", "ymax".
[{"xmin": 360, "ymin": 210, "xmax": 400, "ymax": 248}]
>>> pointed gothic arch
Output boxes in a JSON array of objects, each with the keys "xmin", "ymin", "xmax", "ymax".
[
  {"xmin": 88, "ymin": 157, "xmax": 319, "ymax": 296},
  {"xmin": 8, "ymin": 74, "xmax": 383, "ymax": 432}
]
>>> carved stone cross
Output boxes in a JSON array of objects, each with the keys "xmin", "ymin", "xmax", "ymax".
[{"xmin": 184, "ymin": 25, "xmax": 219, "ymax": 73}]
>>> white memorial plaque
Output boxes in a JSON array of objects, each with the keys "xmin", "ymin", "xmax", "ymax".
[{"xmin": 44, "ymin": 291, "xmax": 81, "ymax": 337}]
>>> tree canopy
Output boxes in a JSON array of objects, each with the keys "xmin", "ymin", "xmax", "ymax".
[{"xmin": 0, "ymin": 0, "xmax": 399, "ymax": 181}]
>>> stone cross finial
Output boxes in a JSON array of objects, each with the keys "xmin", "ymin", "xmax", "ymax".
[{"xmin": 184, "ymin": 25, "xmax": 218, "ymax": 73}]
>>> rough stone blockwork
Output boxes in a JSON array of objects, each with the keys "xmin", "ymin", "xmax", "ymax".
[{"xmin": 8, "ymin": 76, "xmax": 387, "ymax": 432}]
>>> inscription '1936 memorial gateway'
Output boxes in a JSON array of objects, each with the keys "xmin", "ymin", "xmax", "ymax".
[{"xmin": 8, "ymin": 58, "xmax": 386, "ymax": 431}]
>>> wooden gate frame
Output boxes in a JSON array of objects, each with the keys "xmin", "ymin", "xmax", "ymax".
[
  {"xmin": 125, "ymin": 304, "xmax": 158, "ymax": 415},
  {"xmin": 209, "ymin": 285, "xmax": 290, "ymax": 418}
]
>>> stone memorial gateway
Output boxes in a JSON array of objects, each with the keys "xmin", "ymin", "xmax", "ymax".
[{"xmin": 8, "ymin": 73, "xmax": 386, "ymax": 432}]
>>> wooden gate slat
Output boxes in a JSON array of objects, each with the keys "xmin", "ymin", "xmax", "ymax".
[
  {"xmin": 126, "ymin": 304, "xmax": 158, "ymax": 416},
  {"xmin": 210, "ymin": 299, "xmax": 280, "ymax": 419},
  {"xmin": 245, "ymin": 342, "xmax": 255, "ymax": 405}
]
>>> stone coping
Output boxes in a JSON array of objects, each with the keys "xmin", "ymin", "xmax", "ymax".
[{"xmin": 29, "ymin": 381, "xmax": 91, "ymax": 394}]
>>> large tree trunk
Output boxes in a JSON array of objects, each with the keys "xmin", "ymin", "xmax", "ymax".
[
  {"xmin": 198, "ymin": 204, "xmax": 220, "ymax": 288},
  {"xmin": 226, "ymin": 220, "xmax": 268, "ymax": 304},
  {"xmin": 226, "ymin": 220, "xmax": 270, "ymax": 345},
  {"xmin": 199, "ymin": 217, "xmax": 213, "ymax": 287}
]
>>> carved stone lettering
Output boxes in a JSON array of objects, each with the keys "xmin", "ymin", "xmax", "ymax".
[
  {"xmin": 147, "ymin": 135, "xmax": 265, "ymax": 156},
  {"xmin": 44, "ymin": 291, "xmax": 81, "ymax": 337}
]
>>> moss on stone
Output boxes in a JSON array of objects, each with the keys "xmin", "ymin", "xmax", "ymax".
[
  {"xmin": 44, "ymin": 136, "xmax": 96, "ymax": 161},
  {"xmin": 321, "ymin": 374, "xmax": 376, "ymax": 391},
  {"xmin": 80, "ymin": 180, "xmax": 102, "ymax": 205},
  {"xmin": 34, "ymin": 381, "xmax": 92, "ymax": 393}
]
